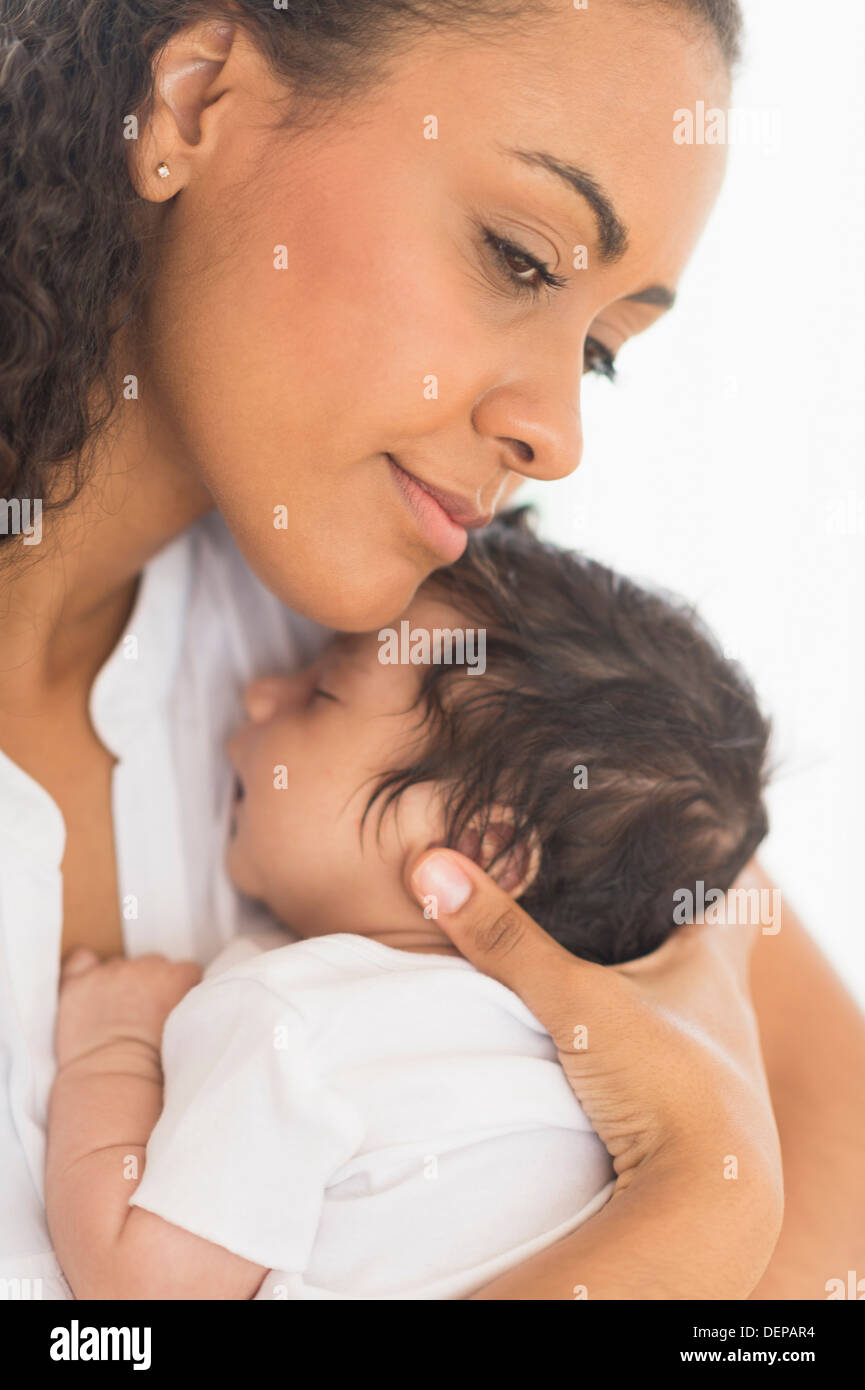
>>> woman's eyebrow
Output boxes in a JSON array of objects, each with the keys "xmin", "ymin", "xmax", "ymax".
[
  {"xmin": 624, "ymin": 284, "xmax": 677, "ymax": 310},
  {"xmin": 506, "ymin": 146, "xmax": 630, "ymax": 263}
]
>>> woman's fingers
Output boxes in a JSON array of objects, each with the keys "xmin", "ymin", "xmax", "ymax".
[
  {"xmin": 408, "ymin": 848, "xmax": 605, "ymax": 1037},
  {"xmin": 407, "ymin": 847, "xmax": 780, "ymax": 1199}
]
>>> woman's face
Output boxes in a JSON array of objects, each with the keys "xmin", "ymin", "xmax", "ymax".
[{"xmin": 136, "ymin": 3, "xmax": 729, "ymax": 629}]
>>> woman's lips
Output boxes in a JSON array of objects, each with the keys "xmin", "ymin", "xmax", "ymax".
[{"xmin": 386, "ymin": 455, "xmax": 491, "ymax": 563}]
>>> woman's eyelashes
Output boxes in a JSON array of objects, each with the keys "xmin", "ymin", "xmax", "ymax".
[
  {"xmin": 480, "ymin": 227, "xmax": 618, "ymax": 381},
  {"xmin": 583, "ymin": 336, "xmax": 618, "ymax": 382},
  {"xmin": 482, "ymin": 228, "xmax": 567, "ymax": 298}
]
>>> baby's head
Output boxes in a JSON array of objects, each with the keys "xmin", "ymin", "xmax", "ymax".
[{"xmin": 227, "ymin": 509, "xmax": 770, "ymax": 964}]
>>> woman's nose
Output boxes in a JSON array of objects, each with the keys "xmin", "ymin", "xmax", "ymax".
[
  {"xmin": 471, "ymin": 381, "xmax": 583, "ymax": 483},
  {"xmin": 242, "ymin": 676, "xmax": 293, "ymax": 723}
]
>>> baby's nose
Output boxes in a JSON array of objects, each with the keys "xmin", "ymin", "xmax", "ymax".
[{"xmin": 242, "ymin": 677, "xmax": 289, "ymax": 723}]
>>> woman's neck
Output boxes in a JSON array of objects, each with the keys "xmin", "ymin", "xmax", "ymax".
[{"xmin": 0, "ymin": 392, "xmax": 212, "ymax": 703}]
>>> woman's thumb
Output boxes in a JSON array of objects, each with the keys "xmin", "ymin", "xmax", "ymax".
[{"xmin": 408, "ymin": 848, "xmax": 593, "ymax": 1025}]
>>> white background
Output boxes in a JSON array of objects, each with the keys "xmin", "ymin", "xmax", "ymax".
[{"xmin": 522, "ymin": 0, "xmax": 865, "ymax": 1004}]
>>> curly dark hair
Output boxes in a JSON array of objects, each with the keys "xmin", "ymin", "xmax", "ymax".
[
  {"xmin": 0, "ymin": 0, "xmax": 742, "ymax": 532},
  {"xmin": 365, "ymin": 507, "xmax": 769, "ymax": 965}
]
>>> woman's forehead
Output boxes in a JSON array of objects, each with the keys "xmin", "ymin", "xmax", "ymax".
[{"xmin": 345, "ymin": 6, "xmax": 730, "ymax": 288}]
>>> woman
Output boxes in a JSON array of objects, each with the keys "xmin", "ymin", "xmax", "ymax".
[{"xmin": 0, "ymin": 0, "xmax": 862, "ymax": 1299}]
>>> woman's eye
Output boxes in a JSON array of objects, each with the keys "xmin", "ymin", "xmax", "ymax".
[
  {"xmin": 483, "ymin": 229, "xmax": 567, "ymax": 298},
  {"xmin": 312, "ymin": 687, "xmax": 338, "ymax": 702},
  {"xmin": 583, "ymin": 336, "xmax": 618, "ymax": 382}
]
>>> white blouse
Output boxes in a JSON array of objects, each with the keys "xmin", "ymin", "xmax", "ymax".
[{"xmin": 0, "ymin": 514, "xmax": 323, "ymax": 1300}]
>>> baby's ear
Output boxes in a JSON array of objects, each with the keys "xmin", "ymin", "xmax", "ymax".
[{"xmin": 453, "ymin": 813, "xmax": 541, "ymax": 899}]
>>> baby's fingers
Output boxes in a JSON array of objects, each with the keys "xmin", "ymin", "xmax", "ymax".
[{"xmin": 59, "ymin": 947, "xmax": 102, "ymax": 982}]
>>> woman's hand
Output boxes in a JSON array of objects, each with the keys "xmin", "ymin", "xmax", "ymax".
[
  {"xmin": 56, "ymin": 948, "xmax": 203, "ymax": 1072},
  {"xmin": 409, "ymin": 850, "xmax": 784, "ymax": 1298}
]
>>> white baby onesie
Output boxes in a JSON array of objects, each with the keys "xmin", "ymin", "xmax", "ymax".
[{"xmin": 130, "ymin": 934, "xmax": 615, "ymax": 1299}]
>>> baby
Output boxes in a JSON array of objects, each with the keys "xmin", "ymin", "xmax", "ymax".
[{"xmin": 46, "ymin": 509, "xmax": 770, "ymax": 1299}]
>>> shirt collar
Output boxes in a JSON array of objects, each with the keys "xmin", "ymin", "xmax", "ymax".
[
  {"xmin": 89, "ymin": 530, "xmax": 193, "ymax": 759},
  {"xmin": 0, "ymin": 746, "xmax": 66, "ymax": 867},
  {"xmin": 0, "ymin": 531, "xmax": 193, "ymax": 863}
]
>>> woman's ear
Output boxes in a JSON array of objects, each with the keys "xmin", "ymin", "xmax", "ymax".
[
  {"xmin": 126, "ymin": 20, "xmax": 237, "ymax": 201},
  {"xmin": 454, "ymin": 813, "xmax": 541, "ymax": 900}
]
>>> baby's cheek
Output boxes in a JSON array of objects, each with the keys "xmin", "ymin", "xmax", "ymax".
[{"xmin": 224, "ymin": 826, "xmax": 258, "ymax": 899}]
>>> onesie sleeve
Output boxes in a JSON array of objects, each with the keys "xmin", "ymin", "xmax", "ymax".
[{"xmin": 129, "ymin": 973, "xmax": 362, "ymax": 1272}]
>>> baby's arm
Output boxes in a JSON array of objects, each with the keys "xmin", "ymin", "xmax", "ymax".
[{"xmin": 46, "ymin": 950, "xmax": 267, "ymax": 1300}]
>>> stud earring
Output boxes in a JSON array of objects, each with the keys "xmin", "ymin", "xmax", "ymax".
[{"xmin": 156, "ymin": 162, "xmax": 170, "ymax": 180}]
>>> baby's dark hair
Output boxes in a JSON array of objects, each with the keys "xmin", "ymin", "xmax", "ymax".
[{"xmin": 367, "ymin": 508, "xmax": 770, "ymax": 965}]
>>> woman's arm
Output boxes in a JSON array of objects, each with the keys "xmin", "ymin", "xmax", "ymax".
[
  {"xmin": 474, "ymin": 872, "xmax": 865, "ymax": 1301},
  {"xmin": 409, "ymin": 850, "xmax": 785, "ymax": 1300},
  {"xmin": 744, "ymin": 861, "xmax": 865, "ymax": 1299},
  {"xmin": 472, "ymin": 1134, "xmax": 779, "ymax": 1301}
]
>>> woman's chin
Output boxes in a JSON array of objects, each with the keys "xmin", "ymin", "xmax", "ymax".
[
  {"xmin": 287, "ymin": 567, "xmax": 430, "ymax": 633},
  {"xmin": 231, "ymin": 513, "xmax": 438, "ymax": 632}
]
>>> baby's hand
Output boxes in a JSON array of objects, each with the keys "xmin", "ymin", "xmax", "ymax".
[{"xmin": 56, "ymin": 949, "xmax": 203, "ymax": 1071}]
